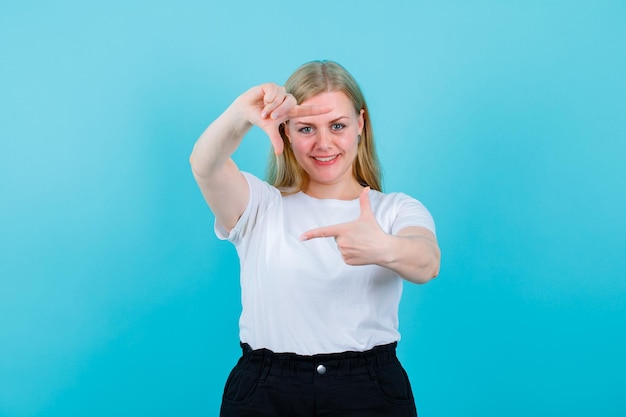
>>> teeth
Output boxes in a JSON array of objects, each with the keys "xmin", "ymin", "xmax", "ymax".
[{"xmin": 313, "ymin": 155, "xmax": 337, "ymax": 162}]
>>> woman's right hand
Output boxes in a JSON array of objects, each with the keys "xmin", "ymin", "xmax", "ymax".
[
  {"xmin": 234, "ymin": 83, "xmax": 332, "ymax": 154},
  {"xmin": 190, "ymin": 83, "xmax": 331, "ymax": 233}
]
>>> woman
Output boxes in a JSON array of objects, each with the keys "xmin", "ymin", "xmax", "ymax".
[{"xmin": 190, "ymin": 60, "xmax": 440, "ymax": 417}]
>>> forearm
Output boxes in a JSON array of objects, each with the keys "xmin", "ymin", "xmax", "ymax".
[
  {"xmin": 379, "ymin": 232, "xmax": 441, "ymax": 284},
  {"xmin": 189, "ymin": 101, "xmax": 252, "ymax": 179}
]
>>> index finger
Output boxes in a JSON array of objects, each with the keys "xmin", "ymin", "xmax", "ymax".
[
  {"xmin": 286, "ymin": 104, "xmax": 333, "ymax": 119},
  {"xmin": 300, "ymin": 224, "xmax": 342, "ymax": 241}
]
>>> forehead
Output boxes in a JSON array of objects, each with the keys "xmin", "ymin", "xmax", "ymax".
[{"xmin": 294, "ymin": 91, "xmax": 356, "ymax": 123}]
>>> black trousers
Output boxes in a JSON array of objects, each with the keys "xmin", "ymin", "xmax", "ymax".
[{"xmin": 219, "ymin": 342, "xmax": 418, "ymax": 417}]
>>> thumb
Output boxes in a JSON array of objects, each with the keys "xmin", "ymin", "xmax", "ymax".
[
  {"xmin": 267, "ymin": 127, "xmax": 285, "ymax": 155},
  {"xmin": 359, "ymin": 186, "xmax": 373, "ymax": 216}
]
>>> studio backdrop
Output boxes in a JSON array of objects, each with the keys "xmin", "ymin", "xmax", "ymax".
[{"xmin": 1, "ymin": 1, "xmax": 625, "ymax": 416}]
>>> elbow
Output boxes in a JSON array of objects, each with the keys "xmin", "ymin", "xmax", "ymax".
[
  {"xmin": 189, "ymin": 151, "xmax": 210, "ymax": 180},
  {"xmin": 430, "ymin": 250, "xmax": 441, "ymax": 279},
  {"xmin": 189, "ymin": 151, "xmax": 203, "ymax": 173},
  {"xmin": 426, "ymin": 249, "xmax": 441, "ymax": 282},
  {"xmin": 429, "ymin": 244, "xmax": 441, "ymax": 278},
  {"xmin": 427, "ymin": 261, "xmax": 440, "ymax": 282},
  {"xmin": 411, "ymin": 266, "xmax": 439, "ymax": 285},
  {"xmin": 410, "ymin": 250, "xmax": 441, "ymax": 285},
  {"xmin": 189, "ymin": 151, "xmax": 198, "ymax": 172}
]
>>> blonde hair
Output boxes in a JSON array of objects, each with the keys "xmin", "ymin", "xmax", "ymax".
[{"xmin": 267, "ymin": 60, "xmax": 382, "ymax": 193}]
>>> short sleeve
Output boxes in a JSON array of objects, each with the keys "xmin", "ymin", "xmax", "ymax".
[
  {"xmin": 214, "ymin": 172, "xmax": 280, "ymax": 245},
  {"xmin": 388, "ymin": 193, "xmax": 436, "ymax": 237}
]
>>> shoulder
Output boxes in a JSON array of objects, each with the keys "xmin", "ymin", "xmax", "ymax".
[
  {"xmin": 241, "ymin": 172, "xmax": 281, "ymax": 198},
  {"xmin": 369, "ymin": 189, "xmax": 436, "ymax": 236},
  {"xmin": 238, "ymin": 172, "xmax": 284, "ymax": 219},
  {"xmin": 369, "ymin": 189, "xmax": 428, "ymax": 211}
]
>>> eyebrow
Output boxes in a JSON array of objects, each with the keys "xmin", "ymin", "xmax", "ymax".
[{"xmin": 292, "ymin": 116, "xmax": 350, "ymax": 126}]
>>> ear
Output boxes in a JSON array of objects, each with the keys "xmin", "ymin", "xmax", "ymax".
[{"xmin": 358, "ymin": 109, "xmax": 365, "ymax": 135}]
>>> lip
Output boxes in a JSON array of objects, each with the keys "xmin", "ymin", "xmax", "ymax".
[{"xmin": 311, "ymin": 154, "xmax": 340, "ymax": 165}]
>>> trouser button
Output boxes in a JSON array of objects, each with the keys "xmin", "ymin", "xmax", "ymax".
[{"xmin": 316, "ymin": 364, "xmax": 327, "ymax": 375}]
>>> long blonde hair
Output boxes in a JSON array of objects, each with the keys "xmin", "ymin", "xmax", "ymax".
[{"xmin": 267, "ymin": 60, "xmax": 382, "ymax": 193}]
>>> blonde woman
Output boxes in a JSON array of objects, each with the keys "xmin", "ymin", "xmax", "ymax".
[{"xmin": 190, "ymin": 60, "xmax": 440, "ymax": 417}]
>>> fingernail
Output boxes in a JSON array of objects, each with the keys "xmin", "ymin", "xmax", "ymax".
[
  {"xmin": 271, "ymin": 112, "xmax": 279, "ymax": 120},
  {"xmin": 261, "ymin": 111, "xmax": 267, "ymax": 118}
]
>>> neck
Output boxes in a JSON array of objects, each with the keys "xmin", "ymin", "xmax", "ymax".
[{"xmin": 303, "ymin": 179, "xmax": 363, "ymax": 200}]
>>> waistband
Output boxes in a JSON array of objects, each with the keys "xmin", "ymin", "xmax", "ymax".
[{"xmin": 238, "ymin": 342, "xmax": 399, "ymax": 379}]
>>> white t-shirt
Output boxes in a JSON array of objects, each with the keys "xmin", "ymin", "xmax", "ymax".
[{"xmin": 215, "ymin": 172, "xmax": 436, "ymax": 355}]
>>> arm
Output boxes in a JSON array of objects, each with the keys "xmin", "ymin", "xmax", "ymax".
[
  {"xmin": 378, "ymin": 226, "xmax": 440, "ymax": 284},
  {"xmin": 300, "ymin": 187, "xmax": 441, "ymax": 284},
  {"xmin": 189, "ymin": 100, "xmax": 252, "ymax": 233},
  {"xmin": 190, "ymin": 84, "xmax": 330, "ymax": 232}
]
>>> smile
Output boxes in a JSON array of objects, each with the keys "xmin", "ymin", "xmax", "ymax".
[{"xmin": 312, "ymin": 155, "xmax": 339, "ymax": 162}]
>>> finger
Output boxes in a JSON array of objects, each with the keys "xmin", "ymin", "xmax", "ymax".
[
  {"xmin": 300, "ymin": 225, "xmax": 342, "ymax": 241},
  {"xmin": 262, "ymin": 96, "xmax": 287, "ymax": 119},
  {"xmin": 267, "ymin": 94, "xmax": 297, "ymax": 120},
  {"xmin": 359, "ymin": 186, "xmax": 373, "ymax": 216},
  {"xmin": 261, "ymin": 122, "xmax": 285, "ymax": 155},
  {"xmin": 286, "ymin": 104, "xmax": 333, "ymax": 119},
  {"xmin": 261, "ymin": 83, "xmax": 281, "ymax": 105},
  {"xmin": 268, "ymin": 129, "xmax": 284, "ymax": 155},
  {"xmin": 260, "ymin": 84, "xmax": 286, "ymax": 118}
]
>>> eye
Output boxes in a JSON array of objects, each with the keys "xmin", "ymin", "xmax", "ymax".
[
  {"xmin": 298, "ymin": 126, "xmax": 313, "ymax": 134},
  {"xmin": 331, "ymin": 123, "xmax": 346, "ymax": 131}
]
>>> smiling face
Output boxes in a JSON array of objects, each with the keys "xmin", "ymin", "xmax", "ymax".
[{"xmin": 285, "ymin": 91, "xmax": 365, "ymax": 199}]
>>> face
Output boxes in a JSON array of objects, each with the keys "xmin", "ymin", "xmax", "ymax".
[{"xmin": 285, "ymin": 91, "xmax": 364, "ymax": 193}]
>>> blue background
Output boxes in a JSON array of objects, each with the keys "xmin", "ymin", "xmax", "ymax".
[{"xmin": 1, "ymin": 1, "xmax": 625, "ymax": 416}]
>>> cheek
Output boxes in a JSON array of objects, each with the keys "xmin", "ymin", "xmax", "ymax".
[
  {"xmin": 338, "ymin": 135, "xmax": 358, "ymax": 149},
  {"xmin": 290, "ymin": 141, "xmax": 312, "ymax": 161},
  {"xmin": 290, "ymin": 139, "xmax": 307, "ymax": 152}
]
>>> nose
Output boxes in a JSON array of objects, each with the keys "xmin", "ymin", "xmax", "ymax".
[{"xmin": 317, "ymin": 130, "xmax": 331, "ymax": 150}]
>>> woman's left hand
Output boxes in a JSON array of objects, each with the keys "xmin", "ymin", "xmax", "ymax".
[{"xmin": 300, "ymin": 187, "xmax": 389, "ymax": 266}]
